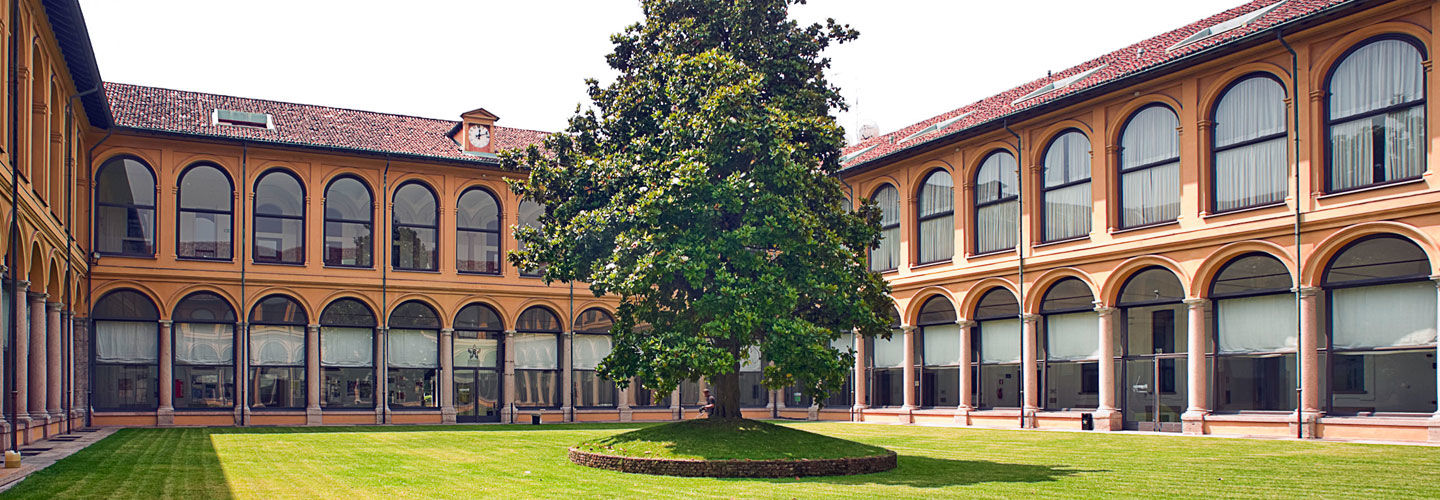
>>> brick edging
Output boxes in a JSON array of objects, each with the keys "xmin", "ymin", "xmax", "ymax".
[{"xmin": 568, "ymin": 447, "xmax": 897, "ymax": 478}]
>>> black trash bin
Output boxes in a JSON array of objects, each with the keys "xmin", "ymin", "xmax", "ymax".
[
  {"xmin": 530, "ymin": 413, "xmax": 542, "ymax": 425},
  {"xmin": 1080, "ymin": 412, "xmax": 1094, "ymax": 431}
]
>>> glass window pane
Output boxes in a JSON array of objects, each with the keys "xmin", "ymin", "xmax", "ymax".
[
  {"xmin": 320, "ymin": 299, "xmax": 376, "ymax": 328},
  {"xmin": 178, "ymin": 165, "xmax": 232, "ymax": 211},
  {"xmin": 979, "ymin": 318, "xmax": 1021, "ymax": 363},
  {"xmin": 573, "ymin": 334, "xmax": 612, "ymax": 370},
  {"xmin": 324, "ymin": 177, "xmax": 372, "ymax": 222},
  {"xmin": 388, "ymin": 367, "xmax": 438, "ymax": 408},
  {"xmin": 455, "ymin": 304, "xmax": 503, "ymax": 331},
  {"xmin": 394, "ymin": 183, "xmax": 438, "ymax": 226},
  {"xmin": 324, "ymin": 221, "xmax": 372, "ymax": 267},
  {"xmin": 1324, "ymin": 236, "xmax": 1430, "ymax": 285},
  {"xmin": 1217, "ymin": 294, "xmax": 1297, "ymax": 353},
  {"xmin": 255, "ymin": 171, "xmax": 304, "ymax": 217},
  {"xmin": 388, "ymin": 329, "xmax": 439, "ymax": 368},
  {"xmin": 321, "ymin": 327, "xmax": 373, "ymax": 367},
  {"xmin": 1328, "ymin": 39, "xmax": 1425, "ymax": 120},
  {"xmin": 1329, "ymin": 350, "xmax": 1436, "ymax": 414},
  {"xmin": 174, "ymin": 365, "xmax": 235, "ymax": 409},
  {"xmin": 249, "ymin": 366, "xmax": 305, "ymax": 408},
  {"xmin": 97, "ymin": 157, "xmax": 155, "ymax": 206},
  {"xmin": 1046, "ymin": 312, "xmax": 1099, "ymax": 361},
  {"xmin": 95, "ymin": 320, "xmax": 158, "ymax": 363},
  {"xmin": 1332, "ymin": 281, "xmax": 1437, "ymax": 349},
  {"xmin": 1044, "ymin": 361, "xmax": 1098, "ymax": 410},
  {"xmin": 515, "ymin": 369, "xmax": 557, "ymax": 407},
  {"xmin": 250, "ymin": 325, "xmax": 305, "ymax": 366},
  {"xmin": 514, "ymin": 333, "xmax": 558, "ymax": 369},
  {"xmin": 91, "ymin": 364, "xmax": 158, "ymax": 409},
  {"xmin": 922, "ymin": 324, "xmax": 961, "ymax": 366},
  {"xmin": 1212, "ymin": 254, "xmax": 1292, "ymax": 297},
  {"xmin": 175, "ymin": 322, "xmax": 234, "ymax": 365},
  {"xmin": 574, "ymin": 370, "xmax": 617, "ymax": 407},
  {"xmin": 323, "ymin": 367, "xmax": 374, "ymax": 408},
  {"xmin": 1117, "ymin": 268, "xmax": 1185, "ymax": 306},
  {"xmin": 454, "ymin": 331, "xmax": 500, "ymax": 368},
  {"xmin": 1215, "ymin": 354, "xmax": 1296, "ymax": 412},
  {"xmin": 457, "ymin": 189, "xmax": 500, "ymax": 230}
]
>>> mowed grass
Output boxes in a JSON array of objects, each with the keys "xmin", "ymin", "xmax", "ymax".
[
  {"xmin": 574, "ymin": 419, "xmax": 889, "ymax": 460},
  {"xmin": 3, "ymin": 422, "xmax": 1438, "ymax": 499}
]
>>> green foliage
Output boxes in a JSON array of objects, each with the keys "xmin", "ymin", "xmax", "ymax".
[
  {"xmin": 574, "ymin": 418, "xmax": 888, "ymax": 460},
  {"xmin": 503, "ymin": 0, "xmax": 894, "ymax": 408}
]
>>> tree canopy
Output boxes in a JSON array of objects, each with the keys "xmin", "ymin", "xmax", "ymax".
[{"xmin": 504, "ymin": 0, "xmax": 894, "ymax": 418}]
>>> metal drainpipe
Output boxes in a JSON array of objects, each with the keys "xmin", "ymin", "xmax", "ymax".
[
  {"xmin": 379, "ymin": 154, "xmax": 389, "ymax": 424},
  {"xmin": 8, "ymin": 0, "xmax": 21, "ymax": 450},
  {"xmin": 1277, "ymin": 29, "xmax": 1304, "ymax": 439},
  {"xmin": 63, "ymin": 85, "xmax": 98, "ymax": 434},
  {"xmin": 239, "ymin": 141, "xmax": 247, "ymax": 426},
  {"xmin": 82, "ymin": 124, "xmax": 112, "ymax": 431},
  {"xmin": 1003, "ymin": 119, "xmax": 1025, "ymax": 428}
]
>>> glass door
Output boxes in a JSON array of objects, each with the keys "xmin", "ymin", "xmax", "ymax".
[
  {"xmin": 1122, "ymin": 305, "xmax": 1187, "ymax": 432},
  {"xmin": 455, "ymin": 368, "xmax": 500, "ymax": 422}
]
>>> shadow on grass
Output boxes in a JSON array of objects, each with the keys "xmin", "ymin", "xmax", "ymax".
[
  {"xmin": 200, "ymin": 421, "xmax": 655, "ymax": 436},
  {"xmin": 756, "ymin": 454, "xmax": 1098, "ymax": 488}
]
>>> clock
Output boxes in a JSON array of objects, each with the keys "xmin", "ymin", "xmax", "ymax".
[{"xmin": 468, "ymin": 123, "xmax": 491, "ymax": 149}]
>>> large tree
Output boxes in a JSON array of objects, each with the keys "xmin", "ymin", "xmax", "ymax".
[{"xmin": 505, "ymin": 0, "xmax": 893, "ymax": 419}]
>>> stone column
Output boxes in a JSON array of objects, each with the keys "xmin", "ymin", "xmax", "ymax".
[
  {"xmin": 28, "ymin": 292, "xmax": 47, "ymax": 423},
  {"xmin": 1298, "ymin": 287, "xmax": 1323, "ymax": 425},
  {"xmin": 957, "ymin": 320, "xmax": 975, "ymax": 413},
  {"xmin": 11, "ymin": 281, "xmax": 28, "ymax": 432},
  {"xmin": 1021, "ymin": 314, "xmax": 1040, "ymax": 425},
  {"xmin": 900, "ymin": 325, "xmax": 917, "ymax": 410},
  {"xmin": 852, "ymin": 331, "xmax": 867, "ymax": 413},
  {"xmin": 305, "ymin": 324, "xmax": 321, "ymax": 425},
  {"xmin": 235, "ymin": 322, "xmax": 247, "ymax": 426},
  {"xmin": 617, "ymin": 383, "xmax": 632, "ymax": 422},
  {"xmin": 46, "ymin": 302, "xmax": 61, "ymax": 421},
  {"xmin": 374, "ymin": 327, "xmax": 387, "ymax": 424},
  {"xmin": 157, "ymin": 319, "xmax": 173, "ymax": 426},
  {"xmin": 440, "ymin": 328, "xmax": 456, "ymax": 424},
  {"xmin": 1182, "ymin": 298, "xmax": 1210, "ymax": 434},
  {"xmin": 502, "ymin": 329, "xmax": 516, "ymax": 423},
  {"xmin": 1094, "ymin": 305, "xmax": 1121, "ymax": 430},
  {"xmin": 561, "ymin": 331, "xmax": 573, "ymax": 422},
  {"xmin": 670, "ymin": 387, "xmax": 682, "ymax": 420}
]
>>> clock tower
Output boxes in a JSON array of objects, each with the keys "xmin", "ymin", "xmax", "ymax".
[{"xmin": 458, "ymin": 108, "xmax": 499, "ymax": 155}]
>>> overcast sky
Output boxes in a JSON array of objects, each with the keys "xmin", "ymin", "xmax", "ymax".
[{"xmin": 79, "ymin": 0, "xmax": 1248, "ymax": 141}]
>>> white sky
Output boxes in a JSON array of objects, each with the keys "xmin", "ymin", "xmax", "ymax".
[{"xmin": 78, "ymin": 0, "xmax": 1248, "ymax": 141}]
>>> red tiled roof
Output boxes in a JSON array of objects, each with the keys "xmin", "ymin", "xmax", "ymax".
[
  {"xmin": 840, "ymin": 0, "xmax": 1353, "ymax": 170},
  {"xmin": 105, "ymin": 82, "xmax": 550, "ymax": 164}
]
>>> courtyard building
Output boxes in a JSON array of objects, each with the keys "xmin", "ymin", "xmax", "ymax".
[{"xmin": 1, "ymin": 0, "xmax": 1439, "ymax": 447}]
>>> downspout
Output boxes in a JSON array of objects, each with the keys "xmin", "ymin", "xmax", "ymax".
[
  {"xmin": 82, "ymin": 122, "xmax": 111, "ymax": 431},
  {"xmin": 64, "ymin": 84, "xmax": 99, "ymax": 434},
  {"xmin": 239, "ymin": 141, "xmax": 247, "ymax": 426},
  {"xmin": 8, "ymin": 0, "xmax": 20, "ymax": 450},
  {"xmin": 1003, "ymin": 119, "xmax": 1025, "ymax": 428},
  {"xmin": 1277, "ymin": 30, "xmax": 1304, "ymax": 439},
  {"xmin": 379, "ymin": 154, "xmax": 389, "ymax": 424}
]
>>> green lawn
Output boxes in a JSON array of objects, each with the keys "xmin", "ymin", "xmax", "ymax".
[
  {"xmin": 2, "ymin": 422, "xmax": 1437, "ymax": 499},
  {"xmin": 574, "ymin": 419, "xmax": 889, "ymax": 460}
]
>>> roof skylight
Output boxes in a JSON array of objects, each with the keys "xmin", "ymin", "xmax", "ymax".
[
  {"xmin": 840, "ymin": 144, "xmax": 877, "ymax": 164},
  {"xmin": 212, "ymin": 109, "xmax": 272, "ymax": 129},
  {"xmin": 1011, "ymin": 64, "xmax": 1108, "ymax": 105},
  {"xmin": 897, "ymin": 111, "xmax": 976, "ymax": 144},
  {"xmin": 1167, "ymin": 1, "xmax": 1284, "ymax": 52}
]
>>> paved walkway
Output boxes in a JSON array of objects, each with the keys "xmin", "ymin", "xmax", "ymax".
[{"xmin": 0, "ymin": 427, "xmax": 119, "ymax": 492}]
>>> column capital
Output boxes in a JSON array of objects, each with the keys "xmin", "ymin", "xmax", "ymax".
[
  {"xmin": 1021, "ymin": 313, "xmax": 1042, "ymax": 323},
  {"xmin": 45, "ymin": 301, "xmax": 62, "ymax": 312},
  {"xmin": 900, "ymin": 324, "xmax": 917, "ymax": 333},
  {"xmin": 440, "ymin": 328, "xmax": 455, "ymax": 337},
  {"xmin": 13, "ymin": 279, "xmax": 27, "ymax": 288},
  {"xmin": 1294, "ymin": 286, "xmax": 1323, "ymax": 297},
  {"xmin": 955, "ymin": 319, "xmax": 977, "ymax": 328},
  {"xmin": 158, "ymin": 319, "xmax": 173, "ymax": 326},
  {"xmin": 307, "ymin": 323, "xmax": 321, "ymax": 331},
  {"xmin": 1093, "ymin": 303, "xmax": 1118, "ymax": 315},
  {"xmin": 1182, "ymin": 297, "xmax": 1210, "ymax": 309},
  {"xmin": 504, "ymin": 329, "xmax": 517, "ymax": 336},
  {"xmin": 27, "ymin": 291, "xmax": 47, "ymax": 301}
]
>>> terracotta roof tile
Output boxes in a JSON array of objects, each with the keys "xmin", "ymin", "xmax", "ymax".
[
  {"xmin": 840, "ymin": 0, "xmax": 1351, "ymax": 170},
  {"xmin": 105, "ymin": 82, "xmax": 550, "ymax": 164}
]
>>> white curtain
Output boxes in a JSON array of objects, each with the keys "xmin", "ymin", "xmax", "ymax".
[
  {"xmin": 95, "ymin": 320, "xmax": 157, "ymax": 364},
  {"xmin": 1120, "ymin": 162, "xmax": 1180, "ymax": 227},
  {"xmin": 922, "ymin": 323, "xmax": 962, "ymax": 366},
  {"xmin": 979, "ymin": 318, "xmax": 1021, "ymax": 364},
  {"xmin": 741, "ymin": 346, "xmax": 763, "ymax": 372},
  {"xmin": 250, "ymin": 324, "xmax": 304, "ymax": 365},
  {"xmin": 1332, "ymin": 281, "xmax": 1438, "ymax": 350},
  {"xmin": 454, "ymin": 335, "xmax": 499, "ymax": 368},
  {"xmin": 1217, "ymin": 294, "xmax": 1297, "ymax": 353},
  {"xmin": 831, "ymin": 332, "xmax": 855, "ymax": 353},
  {"xmin": 1215, "ymin": 77, "xmax": 1287, "ymax": 145},
  {"xmin": 977, "ymin": 201, "xmax": 1017, "ymax": 253},
  {"xmin": 1328, "ymin": 39, "xmax": 1426, "ymax": 191},
  {"xmin": 1328, "ymin": 39, "xmax": 1424, "ymax": 120},
  {"xmin": 1121, "ymin": 106, "xmax": 1179, "ymax": 168},
  {"xmin": 871, "ymin": 186, "xmax": 901, "ymax": 271},
  {"xmin": 1046, "ymin": 312, "xmax": 1099, "ymax": 361},
  {"xmin": 514, "ymin": 332, "xmax": 557, "ymax": 369},
  {"xmin": 388, "ymin": 329, "xmax": 439, "ymax": 369},
  {"xmin": 1043, "ymin": 182, "xmax": 1091, "ymax": 241},
  {"xmin": 1214, "ymin": 77, "xmax": 1287, "ymax": 211},
  {"xmin": 918, "ymin": 172, "xmax": 954, "ymax": 263},
  {"xmin": 873, "ymin": 331, "xmax": 905, "ymax": 368},
  {"xmin": 321, "ymin": 326, "xmax": 373, "ymax": 367},
  {"xmin": 573, "ymin": 334, "xmax": 612, "ymax": 370},
  {"xmin": 175, "ymin": 322, "xmax": 233, "ymax": 365}
]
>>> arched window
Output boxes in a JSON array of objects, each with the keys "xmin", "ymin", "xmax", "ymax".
[
  {"xmin": 974, "ymin": 151, "xmax": 1018, "ymax": 253},
  {"xmin": 393, "ymin": 182, "xmax": 439, "ymax": 271},
  {"xmin": 254, "ymin": 170, "xmax": 305, "ymax": 264},
  {"xmin": 1118, "ymin": 105, "xmax": 1181, "ymax": 228},
  {"xmin": 457, "ymin": 188, "xmax": 502, "ymax": 274},
  {"xmin": 176, "ymin": 163, "xmax": 233, "ymax": 260},
  {"xmin": 1041, "ymin": 131, "xmax": 1092, "ymax": 241},
  {"xmin": 454, "ymin": 303, "xmax": 503, "ymax": 421},
  {"xmin": 1326, "ymin": 37, "xmax": 1426, "ymax": 192},
  {"xmin": 249, "ymin": 295, "xmax": 306, "ymax": 409},
  {"xmin": 916, "ymin": 170, "xmax": 954, "ymax": 264},
  {"xmin": 94, "ymin": 156, "xmax": 156, "ymax": 256},
  {"xmin": 739, "ymin": 345, "xmax": 768, "ymax": 408},
  {"xmin": 1040, "ymin": 278, "xmax": 1098, "ymax": 410},
  {"xmin": 323, "ymin": 176, "xmax": 373, "ymax": 267},
  {"xmin": 868, "ymin": 310, "xmax": 904, "ymax": 407},
  {"xmin": 1117, "ymin": 267, "xmax": 1187, "ymax": 430},
  {"xmin": 515, "ymin": 306, "xmax": 561, "ymax": 407},
  {"xmin": 320, "ymin": 298, "xmax": 376, "ymax": 409},
  {"xmin": 1212, "ymin": 75, "xmax": 1288, "ymax": 211},
  {"xmin": 573, "ymin": 308, "xmax": 617, "ymax": 408},
  {"xmin": 1211, "ymin": 253, "xmax": 1295, "ymax": 412},
  {"xmin": 91, "ymin": 290, "xmax": 159, "ymax": 409},
  {"xmin": 516, "ymin": 200, "xmax": 545, "ymax": 277},
  {"xmin": 1322, "ymin": 235, "xmax": 1435, "ymax": 414},
  {"xmin": 918, "ymin": 296, "xmax": 959, "ymax": 407},
  {"xmin": 173, "ymin": 292, "xmax": 236, "ymax": 409},
  {"xmin": 869, "ymin": 185, "xmax": 901, "ymax": 272},
  {"xmin": 388, "ymin": 301, "xmax": 440, "ymax": 409},
  {"xmin": 972, "ymin": 288, "xmax": 1020, "ymax": 409}
]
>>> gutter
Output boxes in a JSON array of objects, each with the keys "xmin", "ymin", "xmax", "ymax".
[
  {"xmin": 1002, "ymin": 119, "xmax": 1026, "ymax": 429},
  {"xmin": 1276, "ymin": 29, "xmax": 1305, "ymax": 439},
  {"xmin": 7, "ymin": 0, "xmax": 19, "ymax": 451}
]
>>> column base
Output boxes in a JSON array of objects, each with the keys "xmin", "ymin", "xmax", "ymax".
[
  {"xmin": 441, "ymin": 406, "xmax": 457, "ymax": 424},
  {"xmin": 1428, "ymin": 414, "xmax": 1440, "ymax": 443},
  {"xmin": 157, "ymin": 407, "xmax": 175, "ymax": 427},
  {"xmin": 11, "ymin": 416, "xmax": 31, "ymax": 445},
  {"xmin": 48, "ymin": 410, "xmax": 64, "ymax": 422},
  {"xmin": 807, "ymin": 405, "xmax": 818, "ymax": 421},
  {"xmin": 1181, "ymin": 409, "xmax": 1207, "ymax": 435},
  {"xmin": 1092, "ymin": 408, "xmax": 1123, "ymax": 431},
  {"xmin": 28, "ymin": 412, "xmax": 51, "ymax": 426},
  {"xmin": 618, "ymin": 406, "xmax": 633, "ymax": 422},
  {"xmin": 953, "ymin": 406, "xmax": 972, "ymax": 424},
  {"xmin": 306, "ymin": 407, "xmax": 322, "ymax": 426},
  {"xmin": 242, "ymin": 407, "xmax": 253, "ymax": 426},
  {"xmin": 373, "ymin": 408, "xmax": 384, "ymax": 425},
  {"xmin": 562, "ymin": 406, "xmax": 574, "ymax": 423},
  {"xmin": 1291, "ymin": 410, "xmax": 1322, "ymax": 439},
  {"xmin": 504, "ymin": 404, "xmax": 517, "ymax": 424}
]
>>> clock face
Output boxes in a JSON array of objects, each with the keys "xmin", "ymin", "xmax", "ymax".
[{"xmin": 468, "ymin": 124, "xmax": 491, "ymax": 149}]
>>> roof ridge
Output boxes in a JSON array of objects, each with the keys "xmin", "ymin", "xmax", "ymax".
[{"xmin": 104, "ymin": 81, "xmax": 465, "ymax": 126}]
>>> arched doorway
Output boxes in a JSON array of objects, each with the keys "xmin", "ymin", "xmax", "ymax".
[
  {"xmin": 1118, "ymin": 267, "xmax": 1187, "ymax": 431},
  {"xmin": 454, "ymin": 303, "xmax": 504, "ymax": 422}
]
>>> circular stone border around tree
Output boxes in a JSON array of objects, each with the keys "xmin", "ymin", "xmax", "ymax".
[{"xmin": 568, "ymin": 447, "xmax": 897, "ymax": 478}]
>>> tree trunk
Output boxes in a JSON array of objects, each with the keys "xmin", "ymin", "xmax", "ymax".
[{"xmin": 709, "ymin": 370, "xmax": 743, "ymax": 420}]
